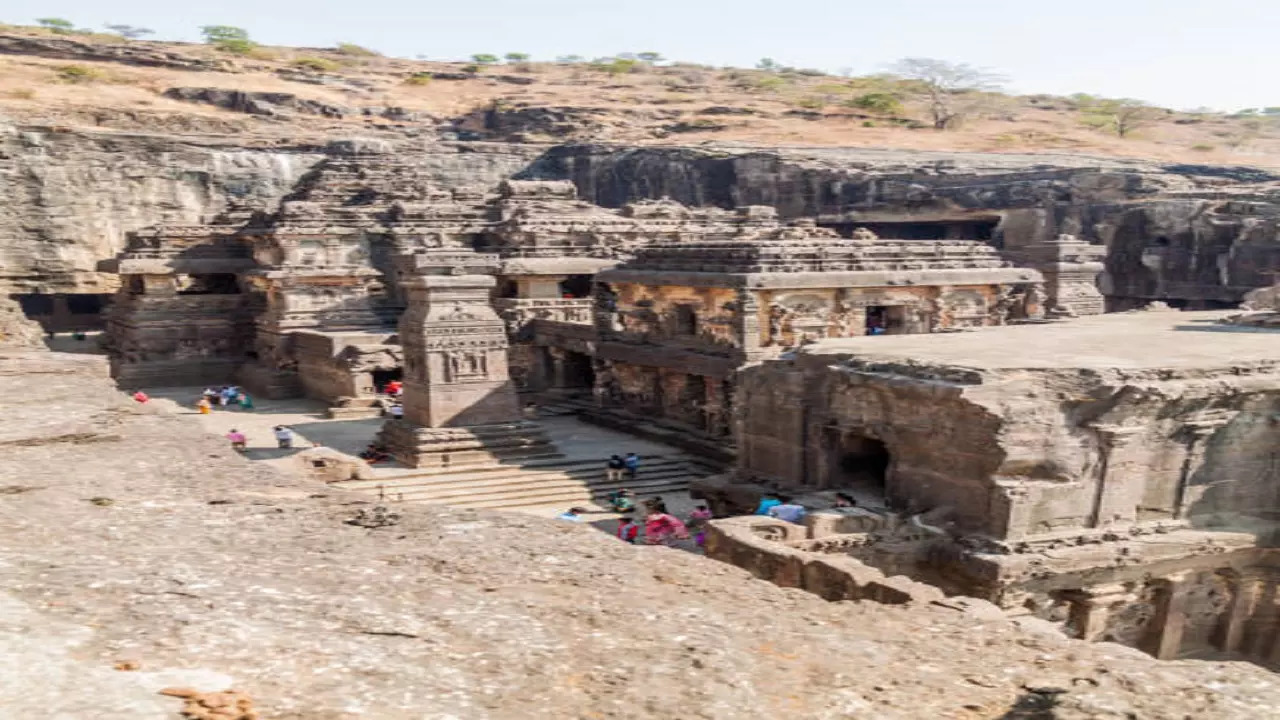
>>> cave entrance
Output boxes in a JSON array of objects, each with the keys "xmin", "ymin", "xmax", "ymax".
[
  {"xmin": 826, "ymin": 428, "xmax": 891, "ymax": 506},
  {"xmin": 177, "ymin": 273, "xmax": 240, "ymax": 295}
]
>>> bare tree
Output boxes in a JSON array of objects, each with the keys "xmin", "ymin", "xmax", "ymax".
[
  {"xmin": 1080, "ymin": 98, "xmax": 1166, "ymax": 138},
  {"xmin": 887, "ymin": 58, "xmax": 1007, "ymax": 129}
]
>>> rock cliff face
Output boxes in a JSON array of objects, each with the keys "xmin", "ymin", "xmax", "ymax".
[
  {"xmin": 0, "ymin": 123, "xmax": 542, "ymax": 293},
  {"xmin": 2, "ymin": 126, "xmax": 1276, "ymax": 306},
  {"xmin": 526, "ymin": 144, "xmax": 1280, "ymax": 308}
]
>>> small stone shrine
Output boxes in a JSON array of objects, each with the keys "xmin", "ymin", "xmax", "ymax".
[{"xmin": 377, "ymin": 247, "xmax": 558, "ymax": 469}]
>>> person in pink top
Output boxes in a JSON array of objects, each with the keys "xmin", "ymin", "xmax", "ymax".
[
  {"xmin": 226, "ymin": 429, "xmax": 247, "ymax": 452},
  {"xmin": 644, "ymin": 510, "xmax": 690, "ymax": 546}
]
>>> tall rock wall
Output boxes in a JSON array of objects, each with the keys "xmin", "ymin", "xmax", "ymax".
[
  {"xmin": 525, "ymin": 144, "xmax": 1280, "ymax": 308},
  {"xmin": 0, "ymin": 124, "xmax": 543, "ymax": 294}
]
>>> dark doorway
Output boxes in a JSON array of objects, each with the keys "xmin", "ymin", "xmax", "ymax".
[
  {"xmin": 826, "ymin": 429, "xmax": 891, "ymax": 506},
  {"xmin": 865, "ymin": 306, "xmax": 887, "ymax": 335},
  {"xmin": 560, "ymin": 351, "xmax": 596, "ymax": 389},
  {"xmin": 558, "ymin": 274, "xmax": 593, "ymax": 299},
  {"xmin": 371, "ymin": 368, "xmax": 402, "ymax": 392}
]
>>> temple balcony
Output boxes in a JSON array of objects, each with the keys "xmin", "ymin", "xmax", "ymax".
[{"xmin": 495, "ymin": 297, "xmax": 595, "ymax": 326}]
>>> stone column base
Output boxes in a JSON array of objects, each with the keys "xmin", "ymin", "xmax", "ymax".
[{"xmin": 378, "ymin": 419, "xmax": 561, "ymax": 470}]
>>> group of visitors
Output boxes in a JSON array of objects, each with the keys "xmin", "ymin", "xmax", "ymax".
[
  {"xmin": 560, "ymin": 491, "xmax": 716, "ymax": 550},
  {"xmin": 605, "ymin": 453, "xmax": 641, "ymax": 481},
  {"xmin": 198, "ymin": 386, "xmax": 253, "ymax": 414},
  {"xmin": 753, "ymin": 491, "xmax": 857, "ymax": 524}
]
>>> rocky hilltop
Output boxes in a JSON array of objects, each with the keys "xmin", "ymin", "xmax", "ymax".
[{"xmin": 2, "ymin": 344, "xmax": 1279, "ymax": 718}]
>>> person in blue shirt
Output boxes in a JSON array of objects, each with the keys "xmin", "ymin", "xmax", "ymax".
[
  {"xmin": 754, "ymin": 493, "xmax": 782, "ymax": 515},
  {"xmin": 623, "ymin": 452, "xmax": 640, "ymax": 479}
]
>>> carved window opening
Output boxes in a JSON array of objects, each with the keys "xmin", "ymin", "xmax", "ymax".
[
  {"xmin": 177, "ymin": 273, "xmax": 240, "ymax": 295},
  {"xmin": 674, "ymin": 304, "xmax": 698, "ymax": 336}
]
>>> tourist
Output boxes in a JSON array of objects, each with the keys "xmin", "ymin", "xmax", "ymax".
[
  {"xmin": 767, "ymin": 495, "xmax": 807, "ymax": 524},
  {"xmin": 132, "ymin": 390, "xmax": 149, "ymax": 404},
  {"xmin": 196, "ymin": 396, "xmax": 212, "ymax": 415},
  {"xmin": 607, "ymin": 488, "xmax": 635, "ymax": 513},
  {"xmin": 237, "ymin": 391, "xmax": 254, "ymax": 410},
  {"xmin": 644, "ymin": 509, "xmax": 689, "ymax": 545},
  {"xmin": 616, "ymin": 516, "xmax": 639, "ymax": 543},
  {"xmin": 226, "ymin": 429, "xmax": 247, "ymax": 452},
  {"xmin": 644, "ymin": 496, "xmax": 668, "ymax": 515},
  {"xmin": 202, "ymin": 388, "xmax": 218, "ymax": 407},
  {"xmin": 688, "ymin": 505, "xmax": 714, "ymax": 548},
  {"xmin": 218, "ymin": 386, "xmax": 235, "ymax": 407},
  {"xmin": 557, "ymin": 507, "xmax": 587, "ymax": 522},
  {"xmin": 623, "ymin": 452, "xmax": 640, "ymax": 479},
  {"xmin": 359, "ymin": 444, "xmax": 389, "ymax": 463},
  {"xmin": 606, "ymin": 454, "xmax": 625, "ymax": 482},
  {"xmin": 384, "ymin": 379, "xmax": 403, "ymax": 396},
  {"xmin": 833, "ymin": 492, "xmax": 857, "ymax": 508},
  {"xmin": 389, "ymin": 403, "xmax": 404, "ymax": 419},
  {"xmin": 754, "ymin": 493, "xmax": 782, "ymax": 515},
  {"xmin": 273, "ymin": 425, "xmax": 294, "ymax": 449}
]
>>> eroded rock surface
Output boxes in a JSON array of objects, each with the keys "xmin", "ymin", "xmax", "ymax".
[{"xmin": 1, "ymin": 347, "xmax": 1278, "ymax": 718}]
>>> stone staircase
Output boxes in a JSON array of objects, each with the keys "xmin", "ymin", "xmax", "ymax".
[{"xmin": 330, "ymin": 453, "xmax": 706, "ymax": 510}]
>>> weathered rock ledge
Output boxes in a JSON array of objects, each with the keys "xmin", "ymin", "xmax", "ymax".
[{"xmin": 1, "ymin": 349, "xmax": 1278, "ymax": 719}]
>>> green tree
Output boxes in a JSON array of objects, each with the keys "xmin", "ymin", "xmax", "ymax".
[
  {"xmin": 887, "ymin": 57, "xmax": 1006, "ymax": 129},
  {"xmin": 200, "ymin": 25, "xmax": 255, "ymax": 55},
  {"xmin": 847, "ymin": 92, "xmax": 904, "ymax": 115},
  {"xmin": 335, "ymin": 42, "xmax": 378, "ymax": 56},
  {"xmin": 637, "ymin": 51, "xmax": 664, "ymax": 64},
  {"xmin": 756, "ymin": 57, "xmax": 780, "ymax": 71},
  {"xmin": 104, "ymin": 24, "xmax": 154, "ymax": 40},
  {"xmin": 556, "ymin": 55, "xmax": 584, "ymax": 64},
  {"xmin": 504, "ymin": 52, "xmax": 530, "ymax": 62},
  {"xmin": 471, "ymin": 53, "xmax": 499, "ymax": 64},
  {"xmin": 1080, "ymin": 98, "xmax": 1165, "ymax": 138},
  {"xmin": 36, "ymin": 18, "xmax": 75, "ymax": 34}
]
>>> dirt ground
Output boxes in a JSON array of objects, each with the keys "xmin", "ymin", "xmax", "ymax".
[{"xmin": 2, "ymin": 347, "xmax": 1279, "ymax": 719}]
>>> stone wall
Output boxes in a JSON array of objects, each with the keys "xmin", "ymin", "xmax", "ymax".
[{"xmin": 704, "ymin": 515, "xmax": 946, "ymax": 605}]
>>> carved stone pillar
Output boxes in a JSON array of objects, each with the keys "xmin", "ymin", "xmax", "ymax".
[
  {"xmin": 1221, "ymin": 571, "xmax": 1263, "ymax": 655},
  {"xmin": 1174, "ymin": 416, "xmax": 1230, "ymax": 519},
  {"xmin": 735, "ymin": 288, "xmax": 764, "ymax": 360},
  {"xmin": 1088, "ymin": 424, "xmax": 1149, "ymax": 528},
  {"xmin": 379, "ymin": 249, "xmax": 558, "ymax": 469},
  {"xmin": 1148, "ymin": 571, "xmax": 1194, "ymax": 660}
]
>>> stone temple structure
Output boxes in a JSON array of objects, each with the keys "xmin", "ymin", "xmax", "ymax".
[
  {"xmin": 97, "ymin": 140, "xmax": 1280, "ymax": 668},
  {"xmin": 696, "ymin": 309, "xmax": 1280, "ymax": 667},
  {"xmin": 592, "ymin": 208, "xmax": 1045, "ymax": 445}
]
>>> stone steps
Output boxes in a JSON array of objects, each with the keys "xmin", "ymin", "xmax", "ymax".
[
  {"xmin": 333, "ymin": 455, "xmax": 699, "ymax": 510},
  {"xmin": 337, "ymin": 454, "xmax": 687, "ymax": 491}
]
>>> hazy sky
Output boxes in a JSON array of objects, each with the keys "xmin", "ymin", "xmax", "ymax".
[{"xmin": 13, "ymin": 0, "xmax": 1276, "ymax": 111}]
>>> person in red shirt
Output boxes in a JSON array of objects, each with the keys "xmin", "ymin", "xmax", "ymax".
[
  {"xmin": 616, "ymin": 516, "xmax": 639, "ymax": 544},
  {"xmin": 132, "ymin": 390, "xmax": 149, "ymax": 403}
]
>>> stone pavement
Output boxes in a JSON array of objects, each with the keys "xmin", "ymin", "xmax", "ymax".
[{"xmin": 142, "ymin": 386, "xmax": 707, "ymax": 526}]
